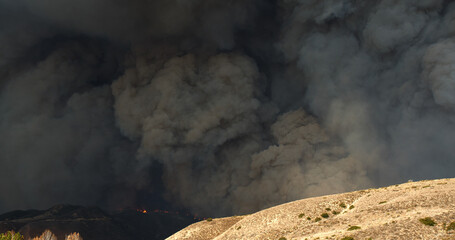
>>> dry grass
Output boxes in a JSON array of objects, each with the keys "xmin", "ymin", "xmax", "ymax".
[{"xmin": 168, "ymin": 178, "xmax": 455, "ymax": 240}]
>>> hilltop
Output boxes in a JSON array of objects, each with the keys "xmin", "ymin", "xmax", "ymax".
[{"xmin": 168, "ymin": 178, "xmax": 455, "ymax": 240}]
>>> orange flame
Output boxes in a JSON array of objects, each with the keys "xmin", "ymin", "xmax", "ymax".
[
  {"xmin": 137, "ymin": 209, "xmax": 147, "ymax": 214},
  {"xmin": 134, "ymin": 208, "xmax": 205, "ymax": 220}
]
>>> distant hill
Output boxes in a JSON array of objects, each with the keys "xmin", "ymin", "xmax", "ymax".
[
  {"xmin": 0, "ymin": 204, "xmax": 196, "ymax": 240},
  {"xmin": 168, "ymin": 178, "xmax": 455, "ymax": 240}
]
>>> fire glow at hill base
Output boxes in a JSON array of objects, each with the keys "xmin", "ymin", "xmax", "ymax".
[
  {"xmin": 0, "ymin": 0, "xmax": 454, "ymax": 218},
  {"xmin": 135, "ymin": 209, "xmax": 206, "ymax": 221}
]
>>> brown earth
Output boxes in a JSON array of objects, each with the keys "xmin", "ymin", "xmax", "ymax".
[{"xmin": 168, "ymin": 178, "xmax": 455, "ymax": 240}]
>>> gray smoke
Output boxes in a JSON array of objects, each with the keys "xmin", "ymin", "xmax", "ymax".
[{"xmin": 0, "ymin": 0, "xmax": 454, "ymax": 216}]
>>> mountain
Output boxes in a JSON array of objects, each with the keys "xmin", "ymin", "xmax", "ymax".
[
  {"xmin": 0, "ymin": 205, "xmax": 196, "ymax": 240},
  {"xmin": 168, "ymin": 178, "xmax": 455, "ymax": 240}
]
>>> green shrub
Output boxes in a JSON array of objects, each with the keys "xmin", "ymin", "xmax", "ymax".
[
  {"xmin": 298, "ymin": 213, "xmax": 305, "ymax": 218},
  {"xmin": 278, "ymin": 237, "xmax": 287, "ymax": 240},
  {"xmin": 321, "ymin": 213, "xmax": 329, "ymax": 218},
  {"xmin": 325, "ymin": 208, "xmax": 331, "ymax": 211},
  {"xmin": 419, "ymin": 217, "xmax": 436, "ymax": 226},
  {"xmin": 347, "ymin": 226, "xmax": 361, "ymax": 231},
  {"xmin": 314, "ymin": 217, "xmax": 321, "ymax": 222},
  {"xmin": 307, "ymin": 217, "xmax": 311, "ymax": 220},
  {"xmin": 339, "ymin": 203, "xmax": 346, "ymax": 208},
  {"xmin": 379, "ymin": 201, "xmax": 387, "ymax": 204},
  {"xmin": 340, "ymin": 237, "xmax": 354, "ymax": 240},
  {"xmin": 0, "ymin": 231, "xmax": 24, "ymax": 240},
  {"xmin": 206, "ymin": 218, "xmax": 213, "ymax": 222},
  {"xmin": 446, "ymin": 222, "xmax": 455, "ymax": 231},
  {"xmin": 332, "ymin": 210, "xmax": 339, "ymax": 215},
  {"xmin": 349, "ymin": 205, "xmax": 355, "ymax": 210}
]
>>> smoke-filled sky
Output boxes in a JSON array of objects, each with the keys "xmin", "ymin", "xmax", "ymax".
[{"xmin": 1, "ymin": 0, "xmax": 454, "ymax": 217}]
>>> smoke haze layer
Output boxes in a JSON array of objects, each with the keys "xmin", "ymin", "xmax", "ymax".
[{"xmin": 0, "ymin": 0, "xmax": 454, "ymax": 216}]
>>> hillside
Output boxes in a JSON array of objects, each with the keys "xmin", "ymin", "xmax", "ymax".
[{"xmin": 168, "ymin": 178, "xmax": 455, "ymax": 240}]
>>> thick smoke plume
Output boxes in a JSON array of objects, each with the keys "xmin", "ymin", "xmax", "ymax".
[{"xmin": 0, "ymin": 0, "xmax": 454, "ymax": 216}]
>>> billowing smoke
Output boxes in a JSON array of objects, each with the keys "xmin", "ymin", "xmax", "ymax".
[{"xmin": 0, "ymin": 0, "xmax": 454, "ymax": 216}]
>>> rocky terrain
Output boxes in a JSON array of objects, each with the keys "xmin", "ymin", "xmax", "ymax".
[
  {"xmin": 0, "ymin": 205, "xmax": 196, "ymax": 240},
  {"xmin": 168, "ymin": 178, "xmax": 455, "ymax": 240}
]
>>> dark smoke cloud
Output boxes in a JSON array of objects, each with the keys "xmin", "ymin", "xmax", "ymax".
[{"xmin": 0, "ymin": 0, "xmax": 454, "ymax": 216}]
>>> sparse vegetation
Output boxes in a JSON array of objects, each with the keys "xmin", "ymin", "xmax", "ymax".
[
  {"xmin": 314, "ymin": 217, "xmax": 322, "ymax": 222},
  {"xmin": 419, "ymin": 217, "xmax": 436, "ymax": 226},
  {"xmin": 31, "ymin": 230, "xmax": 57, "ymax": 240},
  {"xmin": 332, "ymin": 210, "xmax": 339, "ymax": 215},
  {"xmin": 447, "ymin": 222, "xmax": 455, "ymax": 231},
  {"xmin": 298, "ymin": 213, "xmax": 305, "ymax": 218},
  {"xmin": 340, "ymin": 237, "xmax": 354, "ymax": 240},
  {"xmin": 347, "ymin": 226, "xmax": 361, "ymax": 231},
  {"xmin": 339, "ymin": 203, "xmax": 346, "ymax": 208},
  {"xmin": 65, "ymin": 233, "xmax": 83, "ymax": 240},
  {"xmin": 349, "ymin": 205, "xmax": 355, "ymax": 210},
  {"xmin": 0, "ymin": 231, "xmax": 24, "ymax": 240},
  {"xmin": 206, "ymin": 218, "xmax": 213, "ymax": 222},
  {"xmin": 1, "ymin": 230, "xmax": 82, "ymax": 240},
  {"xmin": 325, "ymin": 208, "xmax": 331, "ymax": 211},
  {"xmin": 307, "ymin": 217, "xmax": 311, "ymax": 220},
  {"xmin": 321, "ymin": 213, "xmax": 329, "ymax": 218}
]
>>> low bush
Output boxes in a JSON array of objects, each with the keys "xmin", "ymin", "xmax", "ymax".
[
  {"xmin": 65, "ymin": 233, "xmax": 83, "ymax": 240},
  {"xmin": 347, "ymin": 226, "xmax": 361, "ymax": 231},
  {"xmin": 0, "ymin": 231, "xmax": 24, "ymax": 240},
  {"xmin": 340, "ymin": 237, "xmax": 354, "ymax": 240},
  {"xmin": 446, "ymin": 222, "xmax": 455, "ymax": 231},
  {"xmin": 419, "ymin": 217, "xmax": 436, "ymax": 226},
  {"xmin": 31, "ymin": 230, "xmax": 57, "ymax": 240}
]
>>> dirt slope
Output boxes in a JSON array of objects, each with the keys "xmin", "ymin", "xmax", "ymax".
[{"xmin": 168, "ymin": 178, "xmax": 455, "ymax": 240}]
